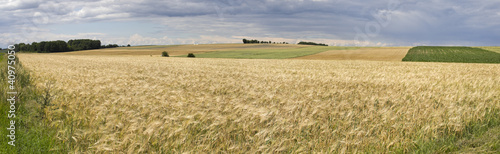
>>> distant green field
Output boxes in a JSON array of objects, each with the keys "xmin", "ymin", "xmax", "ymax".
[
  {"xmin": 177, "ymin": 46, "xmax": 358, "ymax": 59},
  {"xmin": 402, "ymin": 46, "xmax": 500, "ymax": 63},
  {"xmin": 126, "ymin": 45, "xmax": 180, "ymax": 50}
]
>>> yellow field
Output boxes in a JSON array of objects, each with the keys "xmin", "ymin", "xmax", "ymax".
[
  {"xmin": 55, "ymin": 44, "xmax": 300, "ymax": 56},
  {"xmin": 18, "ymin": 54, "xmax": 499, "ymax": 153},
  {"xmin": 294, "ymin": 47, "xmax": 411, "ymax": 61},
  {"xmin": 478, "ymin": 46, "xmax": 500, "ymax": 53}
]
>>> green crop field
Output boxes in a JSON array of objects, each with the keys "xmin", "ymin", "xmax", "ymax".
[
  {"xmin": 402, "ymin": 46, "xmax": 500, "ymax": 63},
  {"xmin": 176, "ymin": 46, "xmax": 358, "ymax": 59}
]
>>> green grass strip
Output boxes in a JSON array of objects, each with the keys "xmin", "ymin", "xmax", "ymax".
[{"xmin": 0, "ymin": 53, "xmax": 67, "ymax": 153}]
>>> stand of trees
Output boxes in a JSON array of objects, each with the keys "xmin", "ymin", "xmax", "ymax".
[
  {"xmin": 242, "ymin": 39, "xmax": 289, "ymax": 44},
  {"xmin": 15, "ymin": 40, "xmax": 70, "ymax": 53},
  {"xmin": 298, "ymin": 41, "xmax": 328, "ymax": 46},
  {"xmin": 68, "ymin": 39, "xmax": 101, "ymax": 51},
  {"xmin": 101, "ymin": 44, "xmax": 119, "ymax": 48},
  {"xmin": 14, "ymin": 39, "xmax": 120, "ymax": 53}
]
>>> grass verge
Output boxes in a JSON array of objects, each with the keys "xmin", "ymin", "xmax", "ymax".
[
  {"xmin": 0, "ymin": 53, "xmax": 66, "ymax": 153},
  {"xmin": 402, "ymin": 46, "xmax": 500, "ymax": 63}
]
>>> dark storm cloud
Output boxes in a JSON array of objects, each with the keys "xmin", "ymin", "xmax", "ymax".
[
  {"xmin": 376, "ymin": 0, "xmax": 500, "ymax": 45},
  {"xmin": 1, "ymin": 0, "xmax": 500, "ymax": 46}
]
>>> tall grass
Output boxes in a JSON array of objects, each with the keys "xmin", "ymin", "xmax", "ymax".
[
  {"xmin": 18, "ymin": 54, "xmax": 500, "ymax": 153},
  {"xmin": 0, "ymin": 53, "xmax": 66, "ymax": 153}
]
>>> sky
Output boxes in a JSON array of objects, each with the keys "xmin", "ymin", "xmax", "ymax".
[{"xmin": 1, "ymin": 0, "xmax": 500, "ymax": 47}]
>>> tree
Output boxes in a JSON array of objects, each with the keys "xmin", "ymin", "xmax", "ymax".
[
  {"xmin": 13, "ymin": 39, "xmax": 117, "ymax": 53},
  {"xmin": 162, "ymin": 51, "xmax": 169, "ymax": 57},
  {"xmin": 298, "ymin": 41, "xmax": 328, "ymax": 46},
  {"xmin": 68, "ymin": 39, "xmax": 101, "ymax": 51},
  {"xmin": 127, "ymin": 44, "xmax": 131, "ymax": 47},
  {"xmin": 187, "ymin": 53, "xmax": 195, "ymax": 58}
]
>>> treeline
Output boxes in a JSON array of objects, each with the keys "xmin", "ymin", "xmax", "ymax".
[
  {"xmin": 242, "ymin": 38, "xmax": 327, "ymax": 46},
  {"xmin": 102, "ymin": 44, "xmax": 120, "ymax": 48},
  {"xmin": 298, "ymin": 41, "xmax": 328, "ymax": 46},
  {"xmin": 15, "ymin": 40, "xmax": 70, "ymax": 53},
  {"xmin": 67, "ymin": 39, "xmax": 101, "ymax": 51},
  {"xmin": 14, "ymin": 39, "xmax": 121, "ymax": 53},
  {"xmin": 242, "ymin": 39, "xmax": 289, "ymax": 44}
]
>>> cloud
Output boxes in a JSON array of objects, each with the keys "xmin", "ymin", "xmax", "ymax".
[
  {"xmin": 1, "ymin": 0, "xmax": 500, "ymax": 47},
  {"xmin": 0, "ymin": 0, "xmax": 42, "ymax": 10}
]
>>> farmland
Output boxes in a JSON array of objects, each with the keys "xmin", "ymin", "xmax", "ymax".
[
  {"xmin": 17, "ymin": 53, "xmax": 500, "ymax": 153},
  {"xmin": 54, "ymin": 44, "xmax": 413, "ymax": 61},
  {"xmin": 295, "ymin": 47, "xmax": 411, "ymax": 61},
  {"xmin": 54, "ymin": 44, "xmax": 302, "ymax": 56},
  {"xmin": 184, "ymin": 46, "xmax": 356, "ymax": 59},
  {"xmin": 402, "ymin": 46, "xmax": 500, "ymax": 63},
  {"xmin": 479, "ymin": 46, "xmax": 500, "ymax": 53}
]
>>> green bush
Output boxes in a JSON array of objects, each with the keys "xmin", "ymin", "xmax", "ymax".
[
  {"xmin": 187, "ymin": 53, "xmax": 195, "ymax": 58},
  {"xmin": 161, "ymin": 51, "xmax": 169, "ymax": 57}
]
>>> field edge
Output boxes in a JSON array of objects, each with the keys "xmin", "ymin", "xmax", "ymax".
[{"xmin": 0, "ymin": 54, "xmax": 67, "ymax": 153}]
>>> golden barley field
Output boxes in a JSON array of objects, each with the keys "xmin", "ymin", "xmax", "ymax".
[{"xmin": 18, "ymin": 54, "xmax": 499, "ymax": 153}]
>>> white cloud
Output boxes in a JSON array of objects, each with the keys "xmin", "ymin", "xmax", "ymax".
[{"xmin": 0, "ymin": 0, "xmax": 42, "ymax": 10}]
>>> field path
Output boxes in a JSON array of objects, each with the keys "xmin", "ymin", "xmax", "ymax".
[{"xmin": 294, "ymin": 47, "xmax": 411, "ymax": 61}]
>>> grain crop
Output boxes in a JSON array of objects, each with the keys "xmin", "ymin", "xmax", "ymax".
[
  {"xmin": 18, "ymin": 54, "xmax": 500, "ymax": 153},
  {"xmin": 478, "ymin": 46, "xmax": 500, "ymax": 53}
]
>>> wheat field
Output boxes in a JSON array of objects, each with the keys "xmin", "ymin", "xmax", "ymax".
[{"xmin": 18, "ymin": 54, "xmax": 499, "ymax": 153}]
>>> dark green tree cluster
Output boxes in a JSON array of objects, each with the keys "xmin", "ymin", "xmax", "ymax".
[
  {"xmin": 162, "ymin": 51, "xmax": 169, "ymax": 57},
  {"xmin": 68, "ymin": 39, "xmax": 101, "ymax": 51},
  {"xmin": 242, "ymin": 39, "xmax": 289, "ymax": 44},
  {"xmin": 101, "ymin": 44, "xmax": 119, "ymax": 48},
  {"xmin": 14, "ymin": 39, "xmax": 120, "ymax": 53},
  {"xmin": 14, "ymin": 40, "xmax": 70, "ymax": 53},
  {"xmin": 298, "ymin": 41, "xmax": 328, "ymax": 46}
]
